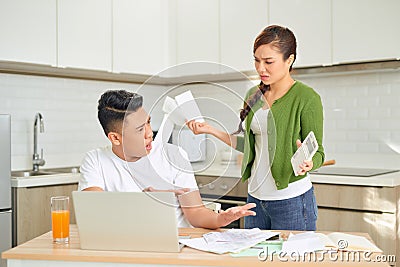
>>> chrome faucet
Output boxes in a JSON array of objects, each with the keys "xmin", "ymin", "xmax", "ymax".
[{"xmin": 33, "ymin": 112, "xmax": 45, "ymax": 171}]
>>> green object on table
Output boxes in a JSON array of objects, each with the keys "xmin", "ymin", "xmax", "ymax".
[{"xmin": 230, "ymin": 241, "xmax": 282, "ymax": 257}]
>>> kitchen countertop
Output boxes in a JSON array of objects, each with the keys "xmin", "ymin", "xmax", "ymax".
[
  {"xmin": 11, "ymin": 162, "xmax": 400, "ymax": 188},
  {"xmin": 194, "ymin": 161, "xmax": 400, "ymax": 187},
  {"xmin": 11, "ymin": 173, "xmax": 80, "ymax": 188}
]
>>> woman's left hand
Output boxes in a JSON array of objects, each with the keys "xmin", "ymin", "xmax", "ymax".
[{"xmin": 296, "ymin": 139, "xmax": 314, "ymax": 175}]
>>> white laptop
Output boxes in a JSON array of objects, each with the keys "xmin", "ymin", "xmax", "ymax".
[{"xmin": 72, "ymin": 191, "xmax": 183, "ymax": 252}]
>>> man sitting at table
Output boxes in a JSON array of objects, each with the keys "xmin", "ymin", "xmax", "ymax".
[{"xmin": 78, "ymin": 89, "xmax": 255, "ymax": 229}]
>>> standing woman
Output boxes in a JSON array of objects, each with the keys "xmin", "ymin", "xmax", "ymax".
[{"xmin": 186, "ymin": 25, "xmax": 325, "ymax": 231}]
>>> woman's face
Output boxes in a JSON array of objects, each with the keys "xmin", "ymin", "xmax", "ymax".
[{"xmin": 254, "ymin": 43, "xmax": 292, "ymax": 85}]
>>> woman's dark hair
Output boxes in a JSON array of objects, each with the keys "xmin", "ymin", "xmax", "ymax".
[
  {"xmin": 98, "ymin": 90, "xmax": 143, "ymax": 136},
  {"xmin": 234, "ymin": 25, "xmax": 297, "ymax": 134}
]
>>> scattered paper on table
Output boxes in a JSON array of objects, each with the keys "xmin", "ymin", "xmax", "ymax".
[
  {"xmin": 179, "ymin": 228, "xmax": 279, "ymax": 254},
  {"xmin": 316, "ymin": 232, "xmax": 382, "ymax": 252},
  {"xmin": 230, "ymin": 241, "xmax": 282, "ymax": 257},
  {"xmin": 281, "ymin": 232, "xmax": 325, "ymax": 254}
]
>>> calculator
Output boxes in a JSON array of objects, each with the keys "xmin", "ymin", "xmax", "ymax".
[{"xmin": 291, "ymin": 131, "xmax": 318, "ymax": 176}]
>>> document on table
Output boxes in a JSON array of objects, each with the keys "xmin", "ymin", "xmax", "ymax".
[
  {"xmin": 315, "ymin": 232, "xmax": 382, "ymax": 252},
  {"xmin": 230, "ymin": 240, "xmax": 283, "ymax": 257},
  {"xmin": 179, "ymin": 228, "xmax": 279, "ymax": 254},
  {"xmin": 281, "ymin": 232, "xmax": 325, "ymax": 254},
  {"xmin": 280, "ymin": 231, "xmax": 383, "ymax": 255}
]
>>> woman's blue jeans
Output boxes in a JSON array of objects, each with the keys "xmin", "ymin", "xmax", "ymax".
[{"xmin": 245, "ymin": 187, "xmax": 318, "ymax": 231}]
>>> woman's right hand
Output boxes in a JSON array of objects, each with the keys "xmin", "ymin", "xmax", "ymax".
[
  {"xmin": 186, "ymin": 120, "xmax": 214, "ymax": 135},
  {"xmin": 187, "ymin": 119, "xmax": 236, "ymax": 148}
]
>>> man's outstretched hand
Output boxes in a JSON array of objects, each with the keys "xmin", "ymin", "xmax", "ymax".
[{"xmin": 217, "ymin": 203, "xmax": 257, "ymax": 227}]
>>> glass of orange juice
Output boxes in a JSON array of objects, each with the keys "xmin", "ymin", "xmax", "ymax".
[{"xmin": 51, "ymin": 196, "xmax": 70, "ymax": 244}]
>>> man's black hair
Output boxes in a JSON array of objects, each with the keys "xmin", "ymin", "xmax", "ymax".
[{"xmin": 97, "ymin": 90, "xmax": 143, "ymax": 136}]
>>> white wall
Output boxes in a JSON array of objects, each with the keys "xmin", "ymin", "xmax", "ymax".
[
  {"xmin": 0, "ymin": 73, "xmax": 165, "ymax": 170},
  {"xmin": 1, "ymin": 69, "xmax": 399, "ymax": 171}
]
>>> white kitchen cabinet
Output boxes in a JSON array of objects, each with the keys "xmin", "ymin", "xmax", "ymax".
[
  {"xmin": 219, "ymin": 0, "xmax": 269, "ymax": 72},
  {"xmin": 332, "ymin": 0, "xmax": 400, "ymax": 64},
  {"xmin": 57, "ymin": 0, "xmax": 112, "ymax": 71},
  {"xmin": 175, "ymin": 0, "xmax": 220, "ymax": 75},
  {"xmin": 112, "ymin": 0, "xmax": 170, "ymax": 76},
  {"xmin": 0, "ymin": 0, "xmax": 56, "ymax": 66},
  {"xmin": 269, "ymin": 0, "xmax": 331, "ymax": 67}
]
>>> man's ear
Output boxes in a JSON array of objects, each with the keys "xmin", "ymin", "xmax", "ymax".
[{"xmin": 107, "ymin": 131, "xmax": 122, "ymax": 146}]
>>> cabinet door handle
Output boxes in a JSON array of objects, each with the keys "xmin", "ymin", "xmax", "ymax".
[{"xmin": 220, "ymin": 184, "xmax": 228, "ymax": 190}]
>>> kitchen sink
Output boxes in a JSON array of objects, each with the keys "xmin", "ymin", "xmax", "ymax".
[
  {"xmin": 44, "ymin": 167, "xmax": 80, "ymax": 174},
  {"xmin": 11, "ymin": 166, "xmax": 80, "ymax": 178}
]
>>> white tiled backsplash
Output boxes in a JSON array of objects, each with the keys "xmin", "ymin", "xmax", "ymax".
[
  {"xmin": 1, "ymin": 69, "xmax": 399, "ymax": 171},
  {"xmin": 0, "ymin": 73, "xmax": 165, "ymax": 170},
  {"xmin": 299, "ymin": 70, "xmax": 400, "ymax": 169}
]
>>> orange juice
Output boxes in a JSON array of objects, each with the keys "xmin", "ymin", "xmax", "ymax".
[{"xmin": 51, "ymin": 210, "xmax": 70, "ymax": 239}]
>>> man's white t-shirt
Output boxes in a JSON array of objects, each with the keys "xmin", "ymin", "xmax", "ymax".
[{"xmin": 79, "ymin": 141, "xmax": 198, "ymax": 227}]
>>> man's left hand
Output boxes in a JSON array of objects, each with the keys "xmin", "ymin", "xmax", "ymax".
[{"xmin": 218, "ymin": 203, "xmax": 256, "ymax": 227}]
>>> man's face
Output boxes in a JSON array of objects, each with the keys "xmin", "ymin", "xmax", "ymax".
[{"xmin": 121, "ymin": 107, "xmax": 153, "ymax": 161}]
